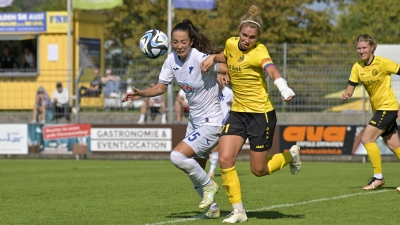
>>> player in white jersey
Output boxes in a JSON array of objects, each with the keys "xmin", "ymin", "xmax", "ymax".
[
  {"xmin": 208, "ymin": 85, "xmax": 233, "ymax": 177},
  {"xmin": 122, "ymin": 19, "xmax": 228, "ymax": 219}
]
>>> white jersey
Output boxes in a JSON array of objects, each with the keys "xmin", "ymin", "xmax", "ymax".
[
  {"xmin": 159, "ymin": 48, "xmax": 223, "ymax": 126},
  {"xmin": 219, "ymin": 86, "xmax": 233, "ymax": 123}
]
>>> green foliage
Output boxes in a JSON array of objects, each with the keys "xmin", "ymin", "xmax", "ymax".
[
  {"xmin": 3, "ymin": 0, "xmax": 399, "ymax": 47},
  {"xmin": 173, "ymin": 0, "xmax": 340, "ymax": 46},
  {"xmin": 101, "ymin": 0, "xmax": 344, "ymax": 71},
  {"xmin": 336, "ymin": 0, "xmax": 400, "ymax": 43},
  {"xmin": 102, "ymin": 0, "xmax": 169, "ymax": 73},
  {"xmin": 1, "ymin": 160, "xmax": 400, "ymax": 224}
]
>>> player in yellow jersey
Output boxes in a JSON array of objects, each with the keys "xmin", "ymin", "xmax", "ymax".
[
  {"xmin": 341, "ymin": 34, "xmax": 400, "ymax": 190},
  {"xmin": 201, "ymin": 5, "xmax": 301, "ymax": 223}
]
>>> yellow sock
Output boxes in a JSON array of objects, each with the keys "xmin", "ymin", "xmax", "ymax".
[
  {"xmin": 393, "ymin": 147, "xmax": 400, "ymax": 160},
  {"xmin": 363, "ymin": 142, "xmax": 382, "ymax": 174},
  {"xmin": 267, "ymin": 152, "xmax": 292, "ymax": 174},
  {"xmin": 221, "ymin": 166, "xmax": 242, "ymax": 205}
]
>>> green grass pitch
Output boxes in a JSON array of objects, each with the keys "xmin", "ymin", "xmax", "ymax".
[{"xmin": 1, "ymin": 159, "xmax": 399, "ymax": 225}]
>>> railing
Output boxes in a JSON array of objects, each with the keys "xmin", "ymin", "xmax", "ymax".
[{"xmin": 2, "ymin": 44, "xmax": 398, "ymax": 124}]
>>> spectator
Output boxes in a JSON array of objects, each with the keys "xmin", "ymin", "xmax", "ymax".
[
  {"xmin": 31, "ymin": 86, "xmax": 52, "ymax": 124},
  {"xmin": 52, "ymin": 82, "xmax": 71, "ymax": 123},
  {"xmin": 21, "ymin": 47, "xmax": 36, "ymax": 70},
  {"xmin": 137, "ymin": 82, "xmax": 167, "ymax": 124},
  {"xmin": 0, "ymin": 45, "xmax": 17, "ymax": 70},
  {"xmin": 174, "ymin": 89, "xmax": 189, "ymax": 123},
  {"xmin": 102, "ymin": 69, "xmax": 120, "ymax": 98},
  {"xmin": 79, "ymin": 69, "xmax": 102, "ymax": 97}
]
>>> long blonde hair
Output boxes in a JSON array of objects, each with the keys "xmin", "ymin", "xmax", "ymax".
[{"xmin": 238, "ymin": 5, "xmax": 263, "ymax": 35}]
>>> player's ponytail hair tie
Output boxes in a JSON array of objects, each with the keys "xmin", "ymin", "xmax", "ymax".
[{"xmin": 240, "ymin": 20, "xmax": 261, "ymax": 28}]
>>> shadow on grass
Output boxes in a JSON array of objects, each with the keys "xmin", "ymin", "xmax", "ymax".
[
  {"xmin": 167, "ymin": 210, "xmax": 304, "ymax": 220},
  {"xmin": 349, "ymin": 186, "xmax": 397, "ymax": 190},
  {"xmin": 381, "ymin": 186, "xmax": 398, "ymax": 190},
  {"xmin": 166, "ymin": 210, "xmax": 232, "ymax": 219},
  {"xmin": 166, "ymin": 211, "xmax": 202, "ymax": 219},
  {"xmin": 247, "ymin": 210, "xmax": 304, "ymax": 220}
]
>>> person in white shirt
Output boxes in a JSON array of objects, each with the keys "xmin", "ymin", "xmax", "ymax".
[
  {"xmin": 52, "ymin": 82, "xmax": 70, "ymax": 123},
  {"xmin": 123, "ymin": 19, "xmax": 228, "ymax": 219},
  {"xmin": 174, "ymin": 88, "xmax": 189, "ymax": 123},
  {"xmin": 137, "ymin": 82, "xmax": 167, "ymax": 124}
]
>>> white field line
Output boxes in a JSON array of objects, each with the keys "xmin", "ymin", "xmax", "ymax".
[
  {"xmin": 144, "ymin": 189, "xmax": 390, "ymax": 225},
  {"xmin": 247, "ymin": 189, "xmax": 390, "ymax": 212}
]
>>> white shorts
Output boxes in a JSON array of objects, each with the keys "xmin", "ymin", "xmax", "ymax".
[{"xmin": 183, "ymin": 124, "xmax": 222, "ymax": 159}]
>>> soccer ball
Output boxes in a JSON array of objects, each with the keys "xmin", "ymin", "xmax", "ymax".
[{"xmin": 139, "ymin": 29, "xmax": 169, "ymax": 59}]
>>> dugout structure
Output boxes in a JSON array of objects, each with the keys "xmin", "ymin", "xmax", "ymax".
[{"xmin": 0, "ymin": 11, "xmax": 106, "ymax": 110}]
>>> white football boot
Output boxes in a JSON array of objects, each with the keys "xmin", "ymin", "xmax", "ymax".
[
  {"xmin": 222, "ymin": 209, "xmax": 248, "ymax": 223},
  {"xmin": 289, "ymin": 145, "xmax": 301, "ymax": 175}
]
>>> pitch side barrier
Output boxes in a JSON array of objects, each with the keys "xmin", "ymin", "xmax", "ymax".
[{"xmin": 1, "ymin": 124, "xmax": 399, "ymax": 162}]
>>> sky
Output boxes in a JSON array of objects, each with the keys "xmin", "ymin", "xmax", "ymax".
[{"xmin": 305, "ymin": 1, "xmax": 339, "ymax": 12}]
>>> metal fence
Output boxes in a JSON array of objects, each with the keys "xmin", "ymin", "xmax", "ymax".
[{"xmin": 3, "ymin": 44, "xmax": 397, "ymax": 124}]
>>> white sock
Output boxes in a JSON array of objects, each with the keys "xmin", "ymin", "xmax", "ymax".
[
  {"xmin": 374, "ymin": 174, "xmax": 383, "ymax": 179},
  {"xmin": 232, "ymin": 202, "xmax": 245, "ymax": 212},
  {"xmin": 189, "ymin": 177, "xmax": 203, "ymax": 197},
  {"xmin": 138, "ymin": 114, "xmax": 145, "ymax": 122},
  {"xmin": 161, "ymin": 114, "xmax": 167, "ymax": 124},
  {"xmin": 170, "ymin": 150, "xmax": 212, "ymax": 186},
  {"xmin": 209, "ymin": 152, "xmax": 218, "ymax": 174}
]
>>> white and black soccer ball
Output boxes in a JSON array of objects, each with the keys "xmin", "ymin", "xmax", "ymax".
[{"xmin": 139, "ymin": 29, "xmax": 169, "ymax": 59}]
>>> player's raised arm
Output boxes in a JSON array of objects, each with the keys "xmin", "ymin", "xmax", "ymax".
[
  {"xmin": 122, "ymin": 83, "xmax": 167, "ymax": 105},
  {"xmin": 201, "ymin": 52, "xmax": 225, "ymax": 72}
]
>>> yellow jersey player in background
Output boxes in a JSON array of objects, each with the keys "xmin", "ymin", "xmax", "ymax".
[
  {"xmin": 341, "ymin": 34, "xmax": 400, "ymax": 190},
  {"xmin": 201, "ymin": 5, "xmax": 301, "ymax": 223}
]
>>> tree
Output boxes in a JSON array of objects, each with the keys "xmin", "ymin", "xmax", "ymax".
[
  {"xmin": 102, "ymin": 0, "xmax": 169, "ymax": 85},
  {"xmin": 173, "ymin": 0, "xmax": 340, "ymax": 46},
  {"xmin": 336, "ymin": 0, "xmax": 400, "ymax": 44}
]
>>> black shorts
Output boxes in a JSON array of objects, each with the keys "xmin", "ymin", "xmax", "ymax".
[
  {"xmin": 368, "ymin": 110, "xmax": 398, "ymax": 137},
  {"xmin": 221, "ymin": 110, "xmax": 277, "ymax": 152},
  {"xmin": 149, "ymin": 106, "xmax": 161, "ymax": 121}
]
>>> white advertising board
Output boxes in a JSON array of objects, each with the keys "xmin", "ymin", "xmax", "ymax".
[
  {"xmin": 91, "ymin": 128, "xmax": 172, "ymax": 152},
  {"xmin": 0, "ymin": 124, "xmax": 28, "ymax": 154}
]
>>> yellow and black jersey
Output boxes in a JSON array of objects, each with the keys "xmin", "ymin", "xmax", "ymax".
[
  {"xmin": 349, "ymin": 56, "xmax": 400, "ymax": 113},
  {"xmin": 224, "ymin": 37, "xmax": 274, "ymax": 113}
]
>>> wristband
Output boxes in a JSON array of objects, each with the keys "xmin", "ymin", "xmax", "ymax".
[{"xmin": 274, "ymin": 78, "xmax": 288, "ymax": 92}]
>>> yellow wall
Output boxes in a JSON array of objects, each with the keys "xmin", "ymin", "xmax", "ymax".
[
  {"xmin": 0, "ymin": 11, "xmax": 106, "ymax": 110},
  {"xmin": 74, "ymin": 11, "xmax": 106, "ymax": 70},
  {"xmin": 0, "ymin": 34, "xmax": 69, "ymax": 110}
]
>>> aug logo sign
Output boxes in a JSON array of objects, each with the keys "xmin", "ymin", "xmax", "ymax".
[{"xmin": 280, "ymin": 125, "xmax": 356, "ymax": 155}]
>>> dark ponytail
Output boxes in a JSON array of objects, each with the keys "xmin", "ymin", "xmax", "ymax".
[{"xmin": 172, "ymin": 19, "xmax": 221, "ymax": 54}]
